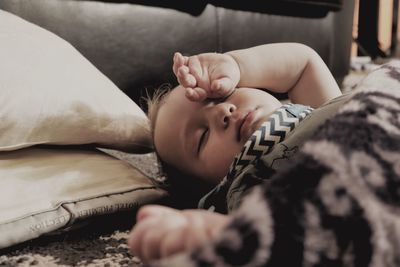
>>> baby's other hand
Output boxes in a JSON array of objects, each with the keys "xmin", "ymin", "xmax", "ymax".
[
  {"xmin": 173, "ymin": 52, "xmax": 240, "ymax": 102},
  {"xmin": 128, "ymin": 205, "xmax": 229, "ymax": 263}
]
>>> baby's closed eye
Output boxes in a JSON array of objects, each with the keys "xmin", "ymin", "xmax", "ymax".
[{"xmin": 197, "ymin": 128, "xmax": 209, "ymax": 154}]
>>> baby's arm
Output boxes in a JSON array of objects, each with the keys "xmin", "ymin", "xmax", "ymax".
[
  {"xmin": 226, "ymin": 43, "xmax": 341, "ymax": 107},
  {"xmin": 128, "ymin": 205, "xmax": 230, "ymax": 263},
  {"xmin": 174, "ymin": 43, "xmax": 342, "ymax": 108}
]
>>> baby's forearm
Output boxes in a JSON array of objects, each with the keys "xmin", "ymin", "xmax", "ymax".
[{"xmin": 226, "ymin": 43, "xmax": 341, "ymax": 107}]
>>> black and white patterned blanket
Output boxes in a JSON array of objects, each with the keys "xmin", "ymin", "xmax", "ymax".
[{"xmin": 147, "ymin": 62, "xmax": 400, "ymax": 267}]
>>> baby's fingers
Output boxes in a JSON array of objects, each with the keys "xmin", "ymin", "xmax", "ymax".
[
  {"xmin": 172, "ymin": 52, "xmax": 188, "ymax": 76},
  {"xmin": 142, "ymin": 215, "xmax": 188, "ymax": 261},
  {"xmin": 160, "ymin": 227, "xmax": 188, "ymax": 258},
  {"xmin": 128, "ymin": 216, "xmax": 159, "ymax": 258},
  {"xmin": 211, "ymin": 77, "xmax": 235, "ymax": 98},
  {"xmin": 136, "ymin": 205, "xmax": 177, "ymax": 222},
  {"xmin": 140, "ymin": 227, "xmax": 167, "ymax": 261},
  {"xmin": 185, "ymin": 87, "xmax": 207, "ymax": 102},
  {"xmin": 178, "ymin": 66, "xmax": 196, "ymax": 88},
  {"xmin": 184, "ymin": 216, "xmax": 209, "ymax": 251}
]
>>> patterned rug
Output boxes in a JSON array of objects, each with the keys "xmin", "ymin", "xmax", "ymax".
[{"xmin": 0, "ymin": 221, "xmax": 141, "ymax": 267}]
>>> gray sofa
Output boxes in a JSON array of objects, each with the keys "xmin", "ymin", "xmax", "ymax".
[
  {"xmin": 0, "ymin": 1, "xmax": 357, "ymax": 264},
  {"xmin": 0, "ymin": 0, "xmax": 355, "ymax": 106}
]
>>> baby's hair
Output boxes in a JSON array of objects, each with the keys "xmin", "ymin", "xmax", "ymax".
[
  {"xmin": 145, "ymin": 83, "xmax": 173, "ymax": 140},
  {"xmin": 144, "ymin": 85, "xmax": 214, "ymax": 208}
]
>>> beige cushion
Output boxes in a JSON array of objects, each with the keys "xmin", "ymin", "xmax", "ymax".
[
  {"xmin": 0, "ymin": 10, "xmax": 151, "ymax": 152},
  {"xmin": 0, "ymin": 147, "xmax": 168, "ymax": 249}
]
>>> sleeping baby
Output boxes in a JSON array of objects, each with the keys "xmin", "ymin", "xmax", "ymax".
[{"xmin": 127, "ymin": 43, "xmax": 343, "ymax": 263}]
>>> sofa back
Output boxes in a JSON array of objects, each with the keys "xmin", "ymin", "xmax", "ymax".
[{"xmin": 0, "ymin": 0, "xmax": 354, "ymax": 106}]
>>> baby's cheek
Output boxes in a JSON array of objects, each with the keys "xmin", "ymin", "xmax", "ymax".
[{"xmin": 204, "ymin": 148, "xmax": 238, "ymax": 182}]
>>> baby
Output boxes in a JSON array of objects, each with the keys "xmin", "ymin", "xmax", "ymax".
[{"xmin": 128, "ymin": 43, "xmax": 342, "ymax": 262}]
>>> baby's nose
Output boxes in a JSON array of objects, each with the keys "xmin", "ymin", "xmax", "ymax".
[{"xmin": 218, "ymin": 103, "xmax": 236, "ymax": 128}]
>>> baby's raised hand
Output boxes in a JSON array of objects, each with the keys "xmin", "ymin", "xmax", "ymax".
[
  {"xmin": 173, "ymin": 52, "xmax": 240, "ymax": 102},
  {"xmin": 128, "ymin": 205, "xmax": 229, "ymax": 263}
]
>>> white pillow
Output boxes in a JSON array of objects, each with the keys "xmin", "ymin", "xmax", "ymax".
[
  {"xmin": 0, "ymin": 10, "xmax": 151, "ymax": 152},
  {"xmin": 0, "ymin": 147, "xmax": 168, "ymax": 249}
]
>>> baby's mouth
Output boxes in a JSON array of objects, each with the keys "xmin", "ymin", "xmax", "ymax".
[
  {"xmin": 237, "ymin": 108, "xmax": 258, "ymax": 142},
  {"xmin": 237, "ymin": 114, "xmax": 248, "ymax": 142}
]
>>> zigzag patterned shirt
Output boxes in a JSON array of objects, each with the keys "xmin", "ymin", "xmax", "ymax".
[{"xmin": 198, "ymin": 103, "xmax": 313, "ymax": 213}]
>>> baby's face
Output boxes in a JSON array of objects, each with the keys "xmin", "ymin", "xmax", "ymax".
[{"xmin": 154, "ymin": 86, "xmax": 281, "ymax": 184}]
